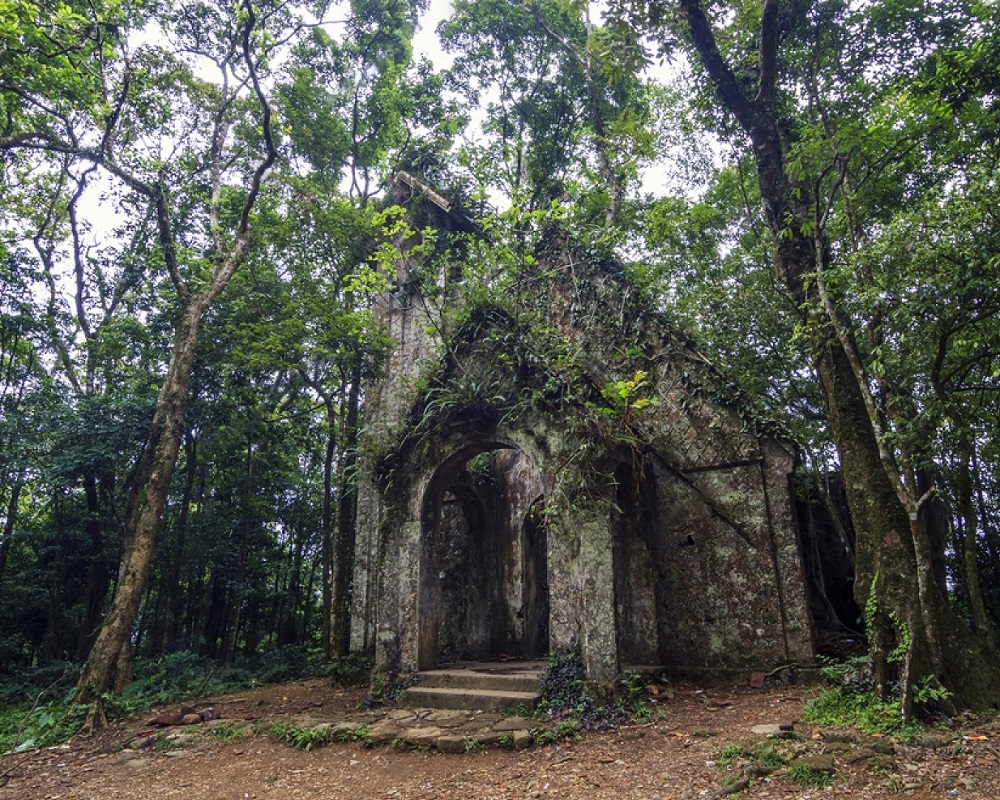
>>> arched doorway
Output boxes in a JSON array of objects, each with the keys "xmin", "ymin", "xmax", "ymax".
[{"xmin": 418, "ymin": 445, "xmax": 550, "ymax": 669}]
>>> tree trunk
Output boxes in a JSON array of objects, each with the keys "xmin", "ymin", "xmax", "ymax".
[
  {"xmin": 321, "ymin": 397, "xmax": 336, "ymax": 657},
  {"xmin": 203, "ymin": 565, "xmax": 228, "ymax": 659},
  {"xmin": 301, "ymin": 550, "xmax": 319, "ymax": 643},
  {"xmin": 279, "ymin": 531, "xmax": 305, "ymax": 646},
  {"xmin": 76, "ymin": 473, "xmax": 112, "ymax": 661},
  {"xmin": 331, "ymin": 359, "xmax": 362, "ymax": 657},
  {"xmin": 74, "ymin": 302, "xmax": 204, "ymax": 710},
  {"xmin": 221, "ymin": 434, "xmax": 254, "ymax": 665},
  {"xmin": 0, "ymin": 473, "xmax": 23, "ymax": 591},
  {"xmin": 954, "ymin": 434, "xmax": 995, "ymax": 646},
  {"xmin": 161, "ymin": 433, "xmax": 198, "ymax": 653},
  {"xmin": 40, "ymin": 493, "xmax": 70, "ymax": 665},
  {"xmin": 677, "ymin": 0, "xmax": 1000, "ymax": 713}
]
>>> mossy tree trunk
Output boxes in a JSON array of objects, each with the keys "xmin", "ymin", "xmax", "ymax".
[{"xmin": 677, "ymin": 0, "xmax": 1000, "ymax": 714}]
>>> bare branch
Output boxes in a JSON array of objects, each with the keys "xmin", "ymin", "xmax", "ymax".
[{"xmin": 236, "ymin": 0, "xmax": 277, "ymax": 238}]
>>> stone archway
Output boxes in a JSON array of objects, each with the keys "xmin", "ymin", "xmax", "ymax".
[{"xmin": 418, "ymin": 444, "xmax": 550, "ymax": 670}]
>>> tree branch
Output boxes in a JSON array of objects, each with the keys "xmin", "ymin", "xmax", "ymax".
[
  {"xmin": 756, "ymin": 0, "xmax": 779, "ymax": 111},
  {"xmin": 677, "ymin": 0, "xmax": 755, "ymax": 131},
  {"xmin": 237, "ymin": 0, "xmax": 277, "ymax": 238}
]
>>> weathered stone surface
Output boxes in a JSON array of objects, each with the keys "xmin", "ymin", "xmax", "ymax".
[
  {"xmin": 790, "ymin": 754, "xmax": 835, "ymax": 773},
  {"xmin": 913, "ymin": 733, "xmax": 952, "ymax": 749},
  {"xmin": 149, "ymin": 712, "xmax": 184, "ymax": 727},
  {"xmin": 750, "ymin": 724, "xmax": 784, "ymax": 736},
  {"xmin": 493, "ymin": 716, "xmax": 534, "ymax": 732},
  {"xmin": 435, "ymin": 735, "xmax": 469, "ymax": 754},
  {"xmin": 424, "ymin": 710, "xmax": 472, "ymax": 725},
  {"xmin": 844, "ymin": 747, "xmax": 876, "ymax": 764},
  {"xmin": 402, "ymin": 726, "xmax": 445, "ymax": 747},
  {"xmin": 820, "ymin": 730, "xmax": 860, "ymax": 743},
  {"xmin": 353, "ymin": 186, "xmax": 816, "ymax": 685},
  {"xmin": 511, "ymin": 730, "xmax": 532, "ymax": 749},
  {"xmin": 864, "ymin": 738, "xmax": 896, "ymax": 755},
  {"xmin": 365, "ymin": 721, "xmax": 402, "ymax": 746},
  {"xmin": 330, "ymin": 721, "xmax": 365, "ymax": 738}
]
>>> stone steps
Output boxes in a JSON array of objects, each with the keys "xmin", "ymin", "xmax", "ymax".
[
  {"xmin": 400, "ymin": 660, "xmax": 545, "ymax": 711},
  {"xmin": 402, "ymin": 685, "xmax": 540, "ymax": 711}
]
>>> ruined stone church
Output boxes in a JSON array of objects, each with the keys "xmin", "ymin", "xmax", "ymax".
[{"xmin": 349, "ymin": 174, "xmax": 824, "ymax": 685}]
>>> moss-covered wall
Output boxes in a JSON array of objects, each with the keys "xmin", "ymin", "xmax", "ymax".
[{"xmin": 352, "ymin": 206, "xmax": 815, "ymax": 684}]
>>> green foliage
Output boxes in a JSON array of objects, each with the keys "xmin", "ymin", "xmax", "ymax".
[
  {"xmin": 0, "ymin": 690, "xmax": 85, "ymax": 754},
  {"xmin": 784, "ymin": 763, "xmax": 832, "ymax": 788},
  {"xmin": 321, "ymin": 653, "xmax": 373, "ymax": 685},
  {"xmin": 537, "ymin": 648, "xmax": 590, "ymax": 716},
  {"xmin": 359, "ymin": 672, "xmax": 417, "ymax": 709},
  {"xmin": 209, "ymin": 723, "xmax": 250, "ymax": 744},
  {"xmin": 803, "ymin": 689, "xmax": 915, "ymax": 738},
  {"xmin": 537, "ymin": 650, "xmax": 662, "ymax": 730},
  {"xmin": 598, "ymin": 370, "xmax": 657, "ymax": 430},
  {"xmin": 104, "ymin": 652, "xmax": 235, "ymax": 719},
  {"xmin": 269, "ymin": 722, "xmax": 331, "ymax": 751},
  {"xmin": 912, "ymin": 675, "xmax": 953, "ymax": 707},
  {"xmin": 336, "ymin": 725, "xmax": 370, "ymax": 744},
  {"xmin": 533, "ymin": 717, "xmax": 582, "ymax": 744},
  {"xmin": 715, "ymin": 741, "xmax": 785, "ymax": 770},
  {"xmin": 817, "ymin": 655, "xmax": 875, "ymax": 695}
]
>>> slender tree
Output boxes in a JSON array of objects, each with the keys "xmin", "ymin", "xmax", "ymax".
[{"xmin": 1, "ymin": 0, "xmax": 286, "ymax": 725}]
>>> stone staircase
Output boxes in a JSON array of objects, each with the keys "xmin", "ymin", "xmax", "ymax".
[{"xmin": 401, "ymin": 659, "xmax": 545, "ymax": 711}]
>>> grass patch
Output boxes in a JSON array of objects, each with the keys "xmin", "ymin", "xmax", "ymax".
[
  {"xmin": 2, "ymin": 647, "xmax": 370, "ymax": 754},
  {"xmin": 785, "ymin": 763, "xmax": 833, "ymax": 787},
  {"xmin": 0, "ymin": 692, "xmax": 86, "ymax": 754},
  {"xmin": 269, "ymin": 722, "xmax": 333, "ymax": 751},
  {"xmin": 209, "ymin": 723, "xmax": 250, "ymax": 744},
  {"xmin": 803, "ymin": 688, "xmax": 920, "ymax": 740},
  {"xmin": 336, "ymin": 725, "xmax": 370, "ymax": 743},
  {"xmin": 714, "ymin": 741, "xmax": 786, "ymax": 770}
]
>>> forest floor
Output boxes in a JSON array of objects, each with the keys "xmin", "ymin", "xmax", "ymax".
[{"xmin": 1, "ymin": 676, "xmax": 998, "ymax": 800}]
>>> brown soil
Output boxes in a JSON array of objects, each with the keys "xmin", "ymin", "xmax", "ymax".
[{"xmin": 2, "ymin": 678, "xmax": 997, "ymax": 800}]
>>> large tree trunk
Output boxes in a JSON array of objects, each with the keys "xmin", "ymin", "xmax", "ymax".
[
  {"xmin": 954, "ymin": 431, "xmax": 995, "ymax": 647},
  {"xmin": 677, "ymin": 0, "xmax": 1000, "ymax": 714},
  {"xmin": 320, "ymin": 397, "xmax": 337, "ymax": 657},
  {"xmin": 330, "ymin": 359, "xmax": 362, "ymax": 657},
  {"xmin": 75, "ymin": 473, "xmax": 113, "ymax": 661},
  {"xmin": 160, "ymin": 433, "xmax": 197, "ymax": 653},
  {"xmin": 74, "ymin": 303, "xmax": 204, "ymax": 717}
]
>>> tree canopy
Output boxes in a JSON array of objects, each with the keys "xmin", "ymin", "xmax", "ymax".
[{"xmin": 2, "ymin": 0, "xmax": 999, "ymax": 731}]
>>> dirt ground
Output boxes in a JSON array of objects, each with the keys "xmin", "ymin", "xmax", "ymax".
[{"xmin": 2, "ymin": 677, "xmax": 997, "ymax": 800}]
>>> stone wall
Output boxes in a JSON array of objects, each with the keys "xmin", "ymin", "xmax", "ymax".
[{"xmin": 351, "ymin": 207, "xmax": 815, "ymax": 684}]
